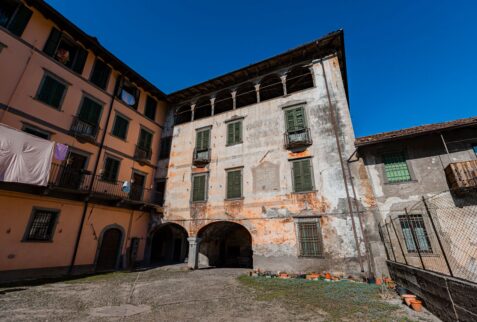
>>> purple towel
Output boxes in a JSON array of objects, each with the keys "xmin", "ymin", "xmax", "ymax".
[{"xmin": 54, "ymin": 143, "xmax": 69, "ymax": 161}]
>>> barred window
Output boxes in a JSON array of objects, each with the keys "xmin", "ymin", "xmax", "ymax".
[
  {"xmin": 25, "ymin": 209, "xmax": 59, "ymax": 241},
  {"xmin": 383, "ymin": 152, "xmax": 411, "ymax": 183},
  {"xmin": 296, "ymin": 218, "xmax": 324, "ymax": 257},
  {"xmin": 399, "ymin": 215, "xmax": 433, "ymax": 253}
]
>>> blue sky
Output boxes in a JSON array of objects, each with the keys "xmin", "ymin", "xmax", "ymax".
[{"xmin": 47, "ymin": 0, "xmax": 477, "ymax": 137}]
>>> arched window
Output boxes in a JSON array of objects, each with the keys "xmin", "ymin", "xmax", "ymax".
[
  {"xmin": 214, "ymin": 90, "xmax": 233, "ymax": 115},
  {"xmin": 259, "ymin": 74, "xmax": 283, "ymax": 102},
  {"xmin": 194, "ymin": 97, "xmax": 212, "ymax": 120},
  {"xmin": 235, "ymin": 82, "xmax": 257, "ymax": 108},
  {"xmin": 174, "ymin": 104, "xmax": 192, "ymax": 125},
  {"xmin": 286, "ymin": 66, "xmax": 314, "ymax": 94}
]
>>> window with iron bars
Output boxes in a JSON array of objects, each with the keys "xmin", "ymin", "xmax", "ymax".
[
  {"xmin": 399, "ymin": 215, "xmax": 433, "ymax": 253},
  {"xmin": 296, "ymin": 218, "xmax": 324, "ymax": 257},
  {"xmin": 24, "ymin": 209, "xmax": 59, "ymax": 241}
]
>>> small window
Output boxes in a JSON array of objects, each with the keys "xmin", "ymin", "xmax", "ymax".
[
  {"xmin": 118, "ymin": 79, "xmax": 139, "ymax": 108},
  {"xmin": 90, "ymin": 59, "xmax": 111, "ymax": 90},
  {"xmin": 383, "ymin": 152, "xmax": 411, "ymax": 183},
  {"xmin": 0, "ymin": 1, "xmax": 32, "ymax": 37},
  {"xmin": 226, "ymin": 168, "xmax": 242, "ymax": 199},
  {"xmin": 196, "ymin": 128, "xmax": 210, "ymax": 151},
  {"xmin": 291, "ymin": 159, "xmax": 314, "ymax": 192},
  {"xmin": 191, "ymin": 173, "xmax": 207, "ymax": 202},
  {"xmin": 296, "ymin": 218, "xmax": 324, "ymax": 257},
  {"xmin": 102, "ymin": 157, "xmax": 120, "ymax": 182},
  {"xmin": 285, "ymin": 106, "xmax": 307, "ymax": 132},
  {"xmin": 43, "ymin": 27, "xmax": 88, "ymax": 74},
  {"xmin": 24, "ymin": 208, "xmax": 59, "ymax": 241},
  {"xmin": 226, "ymin": 121, "xmax": 242, "ymax": 146},
  {"xmin": 145, "ymin": 96, "xmax": 157, "ymax": 121},
  {"xmin": 112, "ymin": 114, "xmax": 129, "ymax": 140},
  {"xmin": 399, "ymin": 215, "xmax": 432, "ymax": 253},
  {"xmin": 159, "ymin": 136, "xmax": 172, "ymax": 159},
  {"xmin": 22, "ymin": 125, "xmax": 50, "ymax": 140},
  {"xmin": 36, "ymin": 74, "xmax": 67, "ymax": 109}
]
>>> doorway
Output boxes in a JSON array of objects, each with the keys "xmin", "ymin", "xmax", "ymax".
[
  {"xmin": 130, "ymin": 172, "xmax": 146, "ymax": 201},
  {"xmin": 96, "ymin": 227, "xmax": 123, "ymax": 271},
  {"xmin": 59, "ymin": 151, "xmax": 87, "ymax": 189}
]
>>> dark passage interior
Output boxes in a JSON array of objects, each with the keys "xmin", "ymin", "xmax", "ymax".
[
  {"xmin": 198, "ymin": 221, "xmax": 252, "ymax": 268},
  {"xmin": 151, "ymin": 224, "xmax": 188, "ymax": 265}
]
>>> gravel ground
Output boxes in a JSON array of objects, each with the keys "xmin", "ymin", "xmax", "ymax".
[{"xmin": 0, "ymin": 266, "xmax": 440, "ymax": 321}]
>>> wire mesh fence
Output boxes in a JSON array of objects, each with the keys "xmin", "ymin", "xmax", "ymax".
[{"xmin": 380, "ymin": 190, "xmax": 477, "ymax": 283}]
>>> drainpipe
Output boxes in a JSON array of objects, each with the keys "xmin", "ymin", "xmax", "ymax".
[
  {"xmin": 320, "ymin": 60, "xmax": 364, "ymax": 273},
  {"xmin": 68, "ymin": 75, "xmax": 120, "ymax": 274}
]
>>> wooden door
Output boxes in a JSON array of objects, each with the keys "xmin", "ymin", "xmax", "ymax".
[
  {"xmin": 130, "ymin": 172, "xmax": 145, "ymax": 201},
  {"xmin": 96, "ymin": 228, "xmax": 122, "ymax": 271},
  {"xmin": 59, "ymin": 152, "xmax": 87, "ymax": 189}
]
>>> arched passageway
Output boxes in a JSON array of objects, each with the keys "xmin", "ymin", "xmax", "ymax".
[
  {"xmin": 198, "ymin": 221, "xmax": 252, "ymax": 268},
  {"xmin": 151, "ymin": 224, "xmax": 189, "ymax": 265}
]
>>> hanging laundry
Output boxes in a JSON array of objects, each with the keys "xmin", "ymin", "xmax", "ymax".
[
  {"xmin": 54, "ymin": 143, "xmax": 69, "ymax": 161},
  {"xmin": 121, "ymin": 89, "xmax": 136, "ymax": 106},
  {"xmin": 0, "ymin": 123, "xmax": 54, "ymax": 186},
  {"xmin": 122, "ymin": 180, "xmax": 131, "ymax": 193}
]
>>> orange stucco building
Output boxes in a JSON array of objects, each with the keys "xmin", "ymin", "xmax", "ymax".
[{"xmin": 0, "ymin": 0, "xmax": 168, "ymax": 282}]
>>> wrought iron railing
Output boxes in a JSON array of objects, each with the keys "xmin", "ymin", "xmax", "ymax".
[
  {"xmin": 70, "ymin": 116, "xmax": 99, "ymax": 141},
  {"xmin": 284, "ymin": 128, "xmax": 312, "ymax": 149},
  {"xmin": 193, "ymin": 148, "xmax": 211, "ymax": 166},
  {"xmin": 48, "ymin": 163, "xmax": 91, "ymax": 191}
]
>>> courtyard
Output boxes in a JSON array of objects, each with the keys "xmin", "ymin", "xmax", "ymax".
[{"xmin": 0, "ymin": 267, "xmax": 438, "ymax": 321}]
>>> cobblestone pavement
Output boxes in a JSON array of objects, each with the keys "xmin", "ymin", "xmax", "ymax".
[{"xmin": 0, "ymin": 267, "xmax": 439, "ymax": 321}]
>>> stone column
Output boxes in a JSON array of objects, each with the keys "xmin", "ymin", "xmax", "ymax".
[
  {"xmin": 308, "ymin": 66, "xmax": 316, "ymax": 87},
  {"xmin": 210, "ymin": 97, "xmax": 216, "ymax": 116},
  {"xmin": 187, "ymin": 237, "xmax": 202, "ymax": 269},
  {"xmin": 280, "ymin": 74, "xmax": 287, "ymax": 96},
  {"xmin": 254, "ymin": 83, "xmax": 260, "ymax": 103},
  {"xmin": 190, "ymin": 103, "xmax": 196, "ymax": 121},
  {"xmin": 231, "ymin": 90, "xmax": 237, "ymax": 110}
]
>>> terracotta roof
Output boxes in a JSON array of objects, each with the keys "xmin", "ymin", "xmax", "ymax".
[{"xmin": 355, "ymin": 116, "xmax": 477, "ymax": 147}]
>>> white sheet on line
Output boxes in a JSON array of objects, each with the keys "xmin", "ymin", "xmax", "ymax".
[{"xmin": 0, "ymin": 123, "xmax": 54, "ymax": 186}]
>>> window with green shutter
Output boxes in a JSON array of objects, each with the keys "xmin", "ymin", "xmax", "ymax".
[
  {"xmin": 138, "ymin": 128, "xmax": 153, "ymax": 150},
  {"xmin": 102, "ymin": 157, "xmax": 120, "ymax": 182},
  {"xmin": 36, "ymin": 74, "xmax": 67, "ymax": 109},
  {"xmin": 383, "ymin": 152, "xmax": 411, "ymax": 183},
  {"xmin": 112, "ymin": 114, "xmax": 129, "ymax": 140},
  {"xmin": 192, "ymin": 174, "xmax": 207, "ymax": 202},
  {"xmin": 292, "ymin": 159, "xmax": 314, "ymax": 192},
  {"xmin": 296, "ymin": 218, "xmax": 324, "ymax": 257},
  {"xmin": 226, "ymin": 168, "xmax": 242, "ymax": 199},
  {"xmin": 226, "ymin": 121, "xmax": 242, "ymax": 146},
  {"xmin": 145, "ymin": 96, "xmax": 157, "ymax": 121},
  {"xmin": 285, "ymin": 106, "xmax": 306, "ymax": 132},
  {"xmin": 78, "ymin": 96, "xmax": 102, "ymax": 126},
  {"xmin": 196, "ymin": 128, "xmax": 210, "ymax": 151}
]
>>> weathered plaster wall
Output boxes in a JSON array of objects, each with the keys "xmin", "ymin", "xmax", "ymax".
[{"xmin": 162, "ymin": 55, "xmax": 379, "ymax": 275}]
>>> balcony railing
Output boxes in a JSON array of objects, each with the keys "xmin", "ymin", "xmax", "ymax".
[
  {"xmin": 445, "ymin": 160, "xmax": 477, "ymax": 191},
  {"xmin": 284, "ymin": 128, "xmax": 312, "ymax": 150},
  {"xmin": 134, "ymin": 145, "xmax": 152, "ymax": 162},
  {"xmin": 48, "ymin": 163, "xmax": 91, "ymax": 191},
  {"xmin": 70, "ymin": 117, "xmax": 99, "ymax": 142},
  {"xmin": 193, "ymin": 148, "xmax": 210, "ymax": 167}
]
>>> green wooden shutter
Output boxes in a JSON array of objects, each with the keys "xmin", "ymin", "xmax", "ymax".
[
  {"xmin": 383, "ymin": 153, "xmax": 411, "ymax": 183},
  {"xmin": 196, "ymin": 129, "xmax": 210, "ymax": 150},
  {"xmin": 43, "ymin": 27, "xmax": 62, "ymax": 57},
  {"xmin": 38, "ymin": 76, "xmax": 65, "ymax": 109},
  {"xmin": 8, "ymin": 4, "xmax": 32, "ymax": 36},
  {"xmin": 285, "ymin": 107, "xmax": 306, "ymax": 132},
  {"xmin": 192, "ymin": 175, "xmax": 206, "ymax": 201},
  {"xmin": 302, "ymin": 160, "xmax": 313, "ymax": 191},
  {"xmin": 79, "ymin": 97, "xmax": 101, "ymax": 125},
  {"xmin": 227, "ymin": 123, "xmax": 234, "ymax": 145},
  {"xmin": 227, "ymin": 170, "xmax": 242, "ymax": 199},
  {"xmin": 50, "ymin": 78, "xmax": 66, "ymax": 108},
  {"xmin": 235, "ymin": 122, "xmax": 242, "ymax": 143},
  {"xmin": 293, "ymin": 161, "xmax": 303, "ymax": 192},
  {"xmin": 72, "ymin": 47, "xmax": 88, "ymax": 74},
  {"xmin": 293, "ymin": 159, "xmax": 313, "ymax": 192}
]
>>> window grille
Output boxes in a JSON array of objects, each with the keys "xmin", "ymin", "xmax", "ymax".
[
  {"xmin": 399, "ymin": 215, "xmax": 433, "ymax": 253},
  {"xmin": 383, "ymin": 152, "xmax": 411, "ymax": 183},
  {"xmin": 296, "ymin": 219, "xmax": 323, "ymax": 257},
  {"xmin": 26, "ymin": 210, "xmax": 58, "ymax": 241}
]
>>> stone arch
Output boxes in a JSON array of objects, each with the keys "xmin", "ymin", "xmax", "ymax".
[
  {"xmin": 194, "ymin": 97, "xmax": 212, "ymax": 120},
  {"xmin": 197, "ymin": 221, "xmax": 253, "ymax": 268},
  {"xmin": 150, "ymin": 223, "xmax": 189, "ymax": 265},
  {"xmin": 214, "ymin": 89, "xmax": 234, "ymax": 115},
  {"xmin": 286, "ymin": 66, "xmax": 314, "ymax": 94},
  {"xmin": 95, "ymin": 224, "xmax": 126, "ymax": 272},
  {"xmin": 175, "ymin": 104, "xmax": 192, "ymax": 125},
  {"xmin": 235, "ymin": 82, "xmax": 257, "ymax": 108}
]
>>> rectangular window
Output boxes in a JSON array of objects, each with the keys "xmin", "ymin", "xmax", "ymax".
[
  {"xmin": 285, "ymin": 106, "xmax": 306, "ymax": 132},
  {"xmin": 118, "ymin": 78, "xmax": 139, "ymax": 108},
  {"xmin": 196, "ymin": 128, "xmax": 210, "ymax": 151},
  {"xmin": 36, "ymin": 74, "xmax": 67, "ymax": 109},
  {"xmin": 191, "ymin": 174, "xmax": 207, "ymax": 202},
  {"xmin": 155, "ymin": 180, "xmax": 166, "ymax": 205},
  {"xmin": 22, "ymin": 125, "xmax": 50, "ymax": 140},
  {"xmin": 43, "ymin": 27, "xmax": 88, "ymax": 74},
  {"xmin": 296, "ymin": 218, "xmax": 324, "ymax": 257},
  {"xmin": 145, "ymin": 96, "xmax": 157, "ymax": 121},
  {"xmin": 291, "ymin": 159, "xmax": 314, "ymax": 192},
  {"xmin": 102, "ymin": 157, "xmax": 120, "ymax": 182},
  {"xmin": 138, "ymin": 128, "xmax": 153, "ymax": 150},
  {"xmin": 383, "ymin": 152, "xmax": 411, "ymax": 183},
  {"xmin": 399, "ymin": 215, "xmax": 433, "ymax": 253},
  {"xmin": 226, "ymin": 121, "xmax": 242, "ymax": 146},
  {"xmin": 112, "ymin": 114, "xmax": 129, "ymax": 140},
  {"xmin": 0, "ymin": 1, "xmax": 32, "ymax": 37},
  {"xmin": 159, "ymin": 136, "xmax": 172, "ymax": 159},
  {"xmin": 78, "ymin": 96, "xmax": 102, "ymax": 126},
  {"xmin": 226, "ymin": 168, "xmax": 242, "ymax": 199},
  {"xmin": 90, "ymin": 59, "xmax": 111, "ymax": 90},
  {"xmin": 24, "ymin": 209, "xmax": 59, "ymax": 241}
]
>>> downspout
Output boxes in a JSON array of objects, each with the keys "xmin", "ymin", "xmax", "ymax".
[
  {"xmin": 320, "ymin": 60, "xmax": 364, "ymax": 273},
  {"xmin": 68, "ymin": 75, "xmax": 120, "ymax": 274}
]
